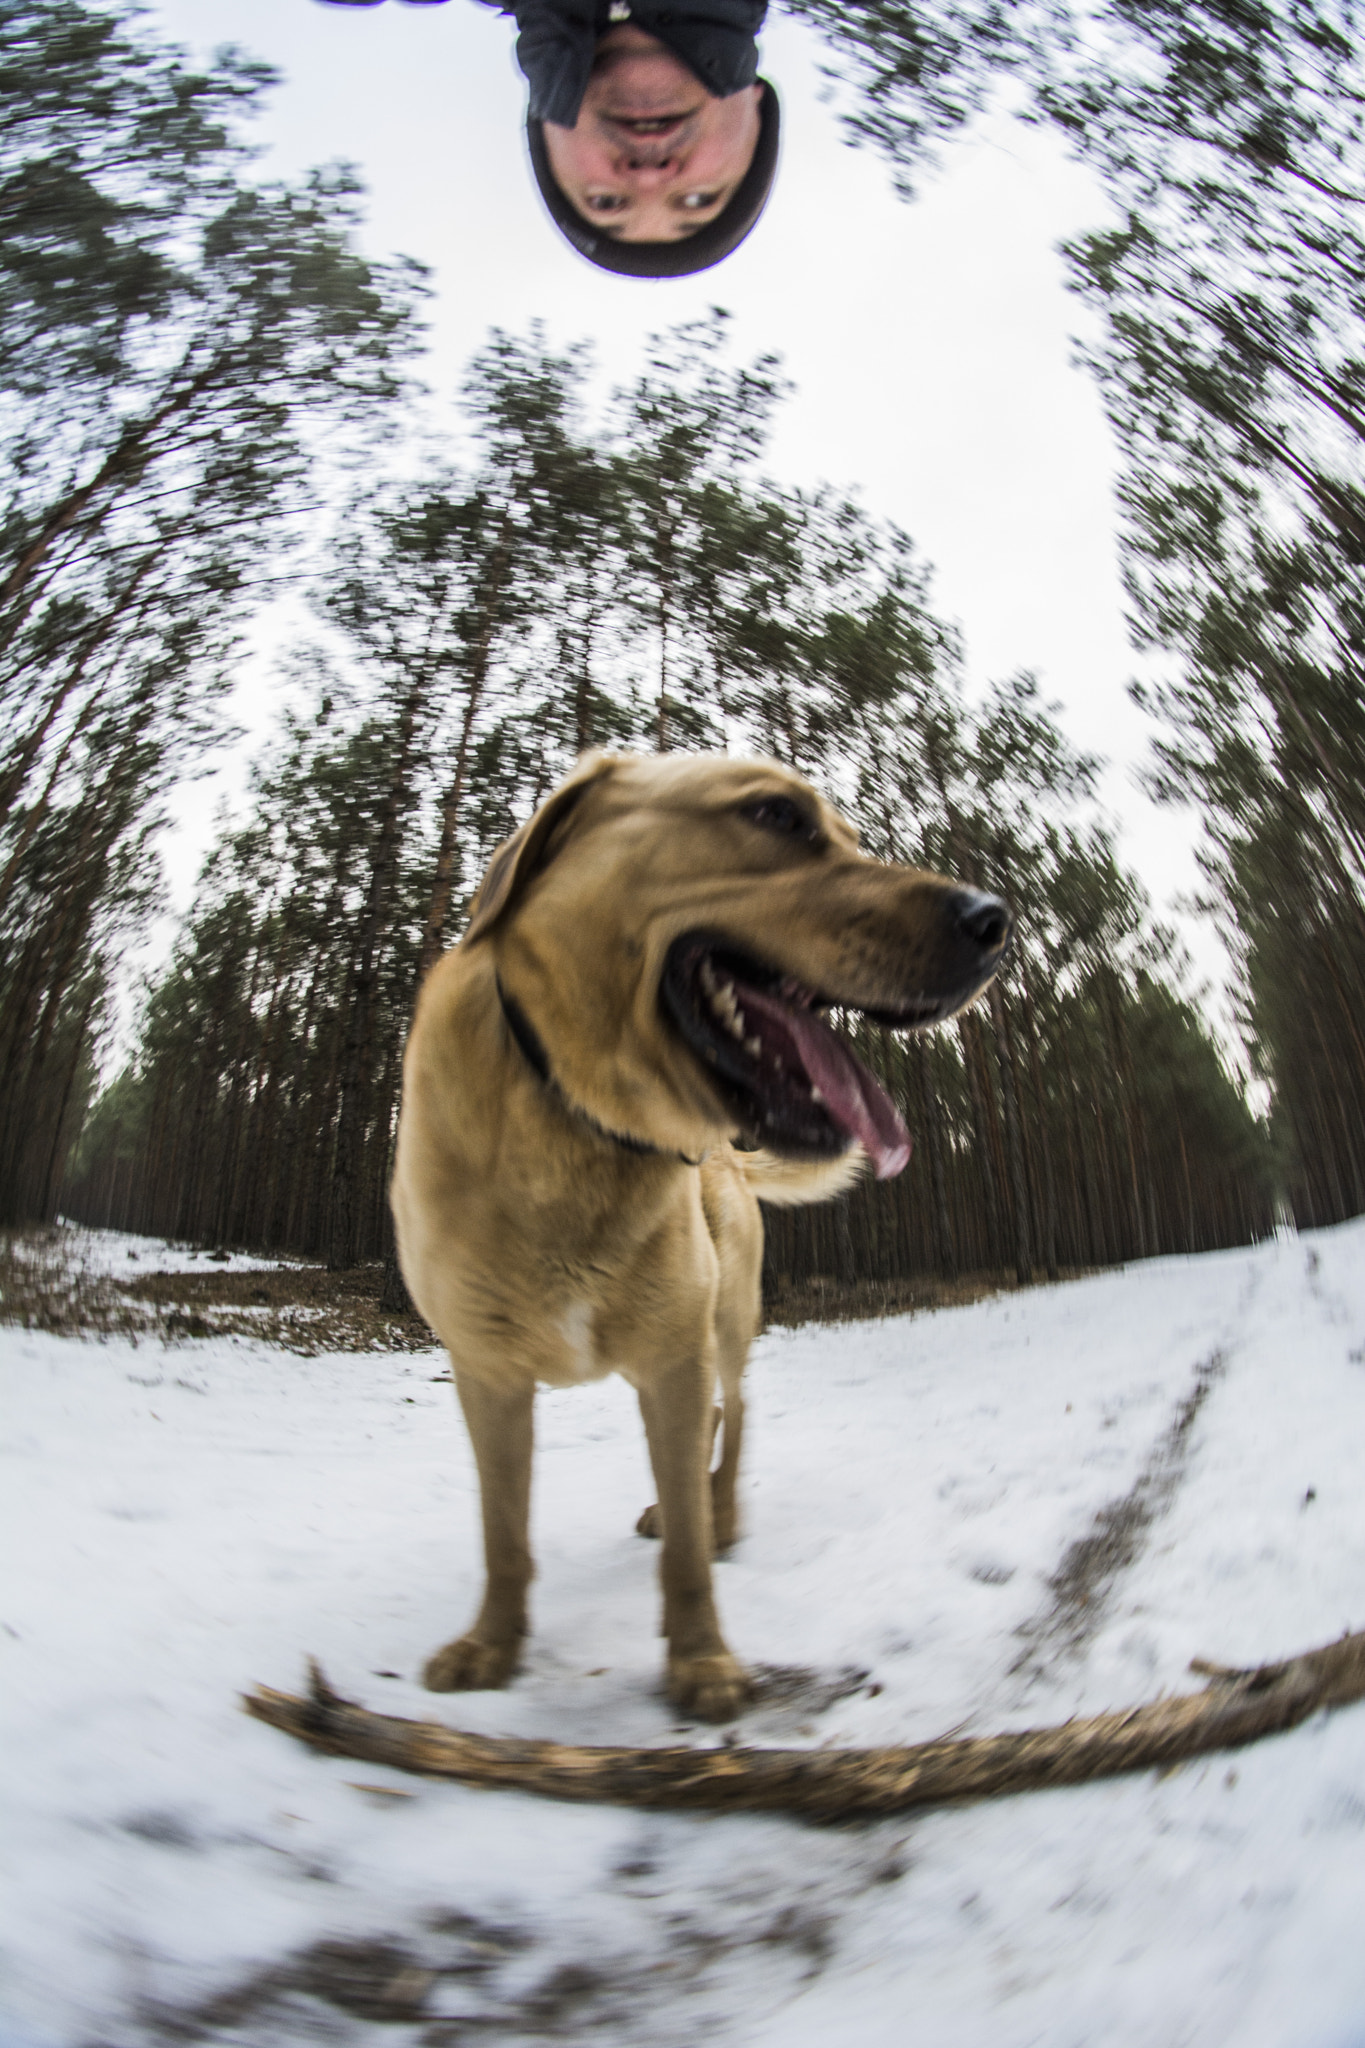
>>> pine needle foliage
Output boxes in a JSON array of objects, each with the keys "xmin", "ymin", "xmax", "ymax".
[
  {"xmin": 784, "ymin": 0, "xmax": 1365, "ymax": 1226},
  {"xmin": 0, "ymin": 0, "xmax": 424, "ymax": 1221}
]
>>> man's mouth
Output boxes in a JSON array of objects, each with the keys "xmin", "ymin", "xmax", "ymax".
[
  {"xmin": 602, "ymin": 112, "xmax": 696, "ymax": 134},
  {"xmin": 660, "ymin": 935, "xmax": 946, "ymax": 1180}
]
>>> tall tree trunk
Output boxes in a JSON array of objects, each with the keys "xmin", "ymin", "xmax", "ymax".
[
  {"xmin": 987, "ymin": 979, "xmax": 1033, "ymax": 1285},
  {"xmin": 957, "ymin": 1011, "xmax": 1007, "ymax": 1269},
  {"xmin": 916, "ymin": 1036, "xmax": 957, "ymax": 1278},
  {"xmin": 1017, "ymin": 953, "xmax": 1060, "ymax": 1280},
  {"xmin": 329, "ymin": 683, "xmax": 424, "ymax": 1268},
  {"xmin": 417, "ymin": 537, "xmax": 512, "ymax": 977}
]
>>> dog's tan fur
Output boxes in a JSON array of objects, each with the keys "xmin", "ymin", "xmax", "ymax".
[{"xmin": 392, "ymin": 751, "xmax": 1007, "ymax": 1721}]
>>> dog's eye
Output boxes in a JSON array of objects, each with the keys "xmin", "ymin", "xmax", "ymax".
[{"xmin": 739, "ymin": 796, "xmax": 820, "ymax": 844}]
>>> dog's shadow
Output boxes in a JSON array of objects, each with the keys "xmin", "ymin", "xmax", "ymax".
[
  {"xmin": 711, "ymin": 1662, "xmax": 875, "ymax": 1740},
  {"xmin": 486, "ymin": 1651, "xmax": 878, "ymax": 1746}
]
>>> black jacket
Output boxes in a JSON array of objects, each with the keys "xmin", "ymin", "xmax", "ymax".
[{"xmin": 483, "ymin": 1, "xmax": 767, "ymax": 126}]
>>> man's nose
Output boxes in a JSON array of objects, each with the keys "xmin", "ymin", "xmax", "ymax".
[{"xmin": 614, "ymin": 149, "xmax": 678, "ymax": 182}]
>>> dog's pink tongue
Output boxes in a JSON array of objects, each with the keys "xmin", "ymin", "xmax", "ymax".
[{"xmin": 736, "ymin": 984, "xmax": 913, "ymax": 1181}]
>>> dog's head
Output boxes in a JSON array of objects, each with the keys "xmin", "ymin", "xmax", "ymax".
[{"xmin": 462, "ymin": 752, "xmax": 1011, "ymax": 1175}]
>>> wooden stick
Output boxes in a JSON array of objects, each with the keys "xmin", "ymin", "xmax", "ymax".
[{"xmin": 243, "ymin": 1628, "xmax": 1365, "ymax": 1822}]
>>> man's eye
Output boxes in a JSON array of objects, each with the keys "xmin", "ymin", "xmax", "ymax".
[
  {"xmin": 679, "ymin": 191, "xmax": 720, "ymax": 211},
  {"xmin": 586, "ymin": 194, "xmax": 629, "ymax": 214},
  {"xmin": 739, "ymin": 796, "xmax": 819, "ymax": 842}
]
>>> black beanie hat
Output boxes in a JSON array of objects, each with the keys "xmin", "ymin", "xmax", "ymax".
[{"xmin": 526, "ymin": 78, "xmax": 779, "ymax": 279}]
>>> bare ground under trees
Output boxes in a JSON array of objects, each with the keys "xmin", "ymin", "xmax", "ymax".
[{"xmin": 1, "ymin": 1223, "xmax": 1067, "ymax": 1353}]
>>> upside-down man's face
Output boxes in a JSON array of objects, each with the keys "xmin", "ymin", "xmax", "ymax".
[{"xmin": 542, "ymin": 25, "xmax": 763, "ymax": 243}]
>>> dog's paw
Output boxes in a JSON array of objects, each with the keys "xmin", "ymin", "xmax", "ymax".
[
  {"xmin": 637, "ymin": 1503, "xmax": 738, "ymax": 1554},
  {"xmin": 667, "ymin": 1651, "xmax": 753, "ymax": 1723},
  {"xmin": 422, "ymin": 1635, "xmax": 520, "ymax": 1693}
]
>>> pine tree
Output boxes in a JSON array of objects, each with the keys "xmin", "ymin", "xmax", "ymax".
[
  {"xmin": 0, "ymin": 0, "xmax": 422, "ymax": 1221},
  {"xmin": 786, "ymin": 0, "xmax": 1365, "ymax": 1227}
]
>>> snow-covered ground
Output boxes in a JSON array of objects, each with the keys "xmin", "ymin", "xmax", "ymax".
[
  {"xmin": 2, "ymin": 1219, "xmax": 1364, "ymax": 2047},
  {"xmin": 50, "ymin": 1225, "xmax": 290, "ymax": 1278}
]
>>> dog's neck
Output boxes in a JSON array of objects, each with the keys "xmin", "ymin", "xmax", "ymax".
[{"xmin": 495, "ymin": 976, "xmax": 701, "ymax": 1167}]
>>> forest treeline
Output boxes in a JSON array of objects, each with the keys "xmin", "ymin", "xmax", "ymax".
[
  {"xmin": 0, "ymin": 0, "xmax": 423, "ymax": 1225},
  {"xmin": 5, "ymin": 0, "xmax": 1360, "ymax": 1295},
  {"xmin": 57, "ymin": 316, "xmax": 1272, "ymax": 1285},
  {"xmin": 787, "ymin": 0, "xmax": 1365, "ymax": 1227}
]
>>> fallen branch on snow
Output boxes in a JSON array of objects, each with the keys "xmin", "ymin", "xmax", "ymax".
[{"xmin": 243, "ymin": 1629, "xmax": 1365, "ymax": 1822}]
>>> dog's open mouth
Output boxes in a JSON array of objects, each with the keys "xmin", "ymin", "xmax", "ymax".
[{"xmin": 661, "ymin": 935, "xmax": 930, "ymax": 1180}]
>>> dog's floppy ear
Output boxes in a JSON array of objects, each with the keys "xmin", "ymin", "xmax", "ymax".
[{"xmin": 462, "ymin": 752, "xmax": 618, "ymax": 947}]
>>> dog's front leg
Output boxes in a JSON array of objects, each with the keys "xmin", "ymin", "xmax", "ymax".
[
  {"xmin": 638, "ymin": 1349, "xmax": 752, "ymax": 1722},
  {"xmin": 423, "ymin": 1366, "xmax": 533, "ymax": 1693}
]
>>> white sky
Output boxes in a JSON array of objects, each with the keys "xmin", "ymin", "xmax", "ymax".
[{"xmin": 144, "ymin": 0, "xmax": 1223, "ymax": 1019}]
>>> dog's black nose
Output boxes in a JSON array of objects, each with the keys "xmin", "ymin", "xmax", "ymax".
[{"xmin": 950, "ymin": 888, "xmax": 1013, "ymax": 955}]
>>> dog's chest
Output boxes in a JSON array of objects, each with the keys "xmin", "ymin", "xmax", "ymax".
[
  {"xmin": 531, "ymin": 1296, "xmax": 611, "ymax": 1388},
  {"xmin": 556, "ymin": 1299, "xmax": 599, "ymax": 1382}
]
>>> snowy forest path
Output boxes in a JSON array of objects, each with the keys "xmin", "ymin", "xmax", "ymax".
[
  {"xmin": 5, "ymin": 1224, "xmax": 1365, "ymax": 2048},
  {"xmin": 1004, "ymin": 1254, "xmax": 1270, "ymax": 1694}
]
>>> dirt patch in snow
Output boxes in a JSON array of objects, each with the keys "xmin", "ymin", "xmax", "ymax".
[
  {"xmin": 1, "ymin": 1229, "xmax": 152, "ymax": 1344},
  {"xmin": 95, "ymin": 1888, "xmax": 852, "ymax": 2047},
  {"xmin": 119, "ymin": 1262, "xmax": 435, "ymax": 1353},
  {"xmin": 98, "ymin": 1917, "xmax": 526, "ymax": 2046},
  {"xmin": 760, "ymin": 1268, "xmax": 1088, "ymax": 1328},
  {"xmin": 0, "ymin": 1229, "xmax": 434, "ymax": 1355},
  {"xmin": 1009, "ymin": 1347, "xmax": 1228, "ymax": 1679}
]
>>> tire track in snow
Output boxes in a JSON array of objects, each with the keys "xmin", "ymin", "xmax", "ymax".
[{"xmin": 1007, "ymin": 1345, "xmax": 1229, "ymax": 1685}]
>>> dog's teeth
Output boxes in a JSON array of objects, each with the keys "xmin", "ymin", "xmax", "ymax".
[
  {"xmin": 700, "ymin": 959, "xmax": 718, "ymax": 997},
  {"xmin": 810, "ymin": 1085, "xmax": 824, "ymax": 1104},
  {"xmin": 705, "ymin": 977, "xmax": 762, "ymax": 1055}
]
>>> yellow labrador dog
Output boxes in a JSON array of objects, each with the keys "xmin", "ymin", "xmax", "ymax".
[{"xmin": 392, "ymin": 752, "xmax": 1011, "ymax": 1721}]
